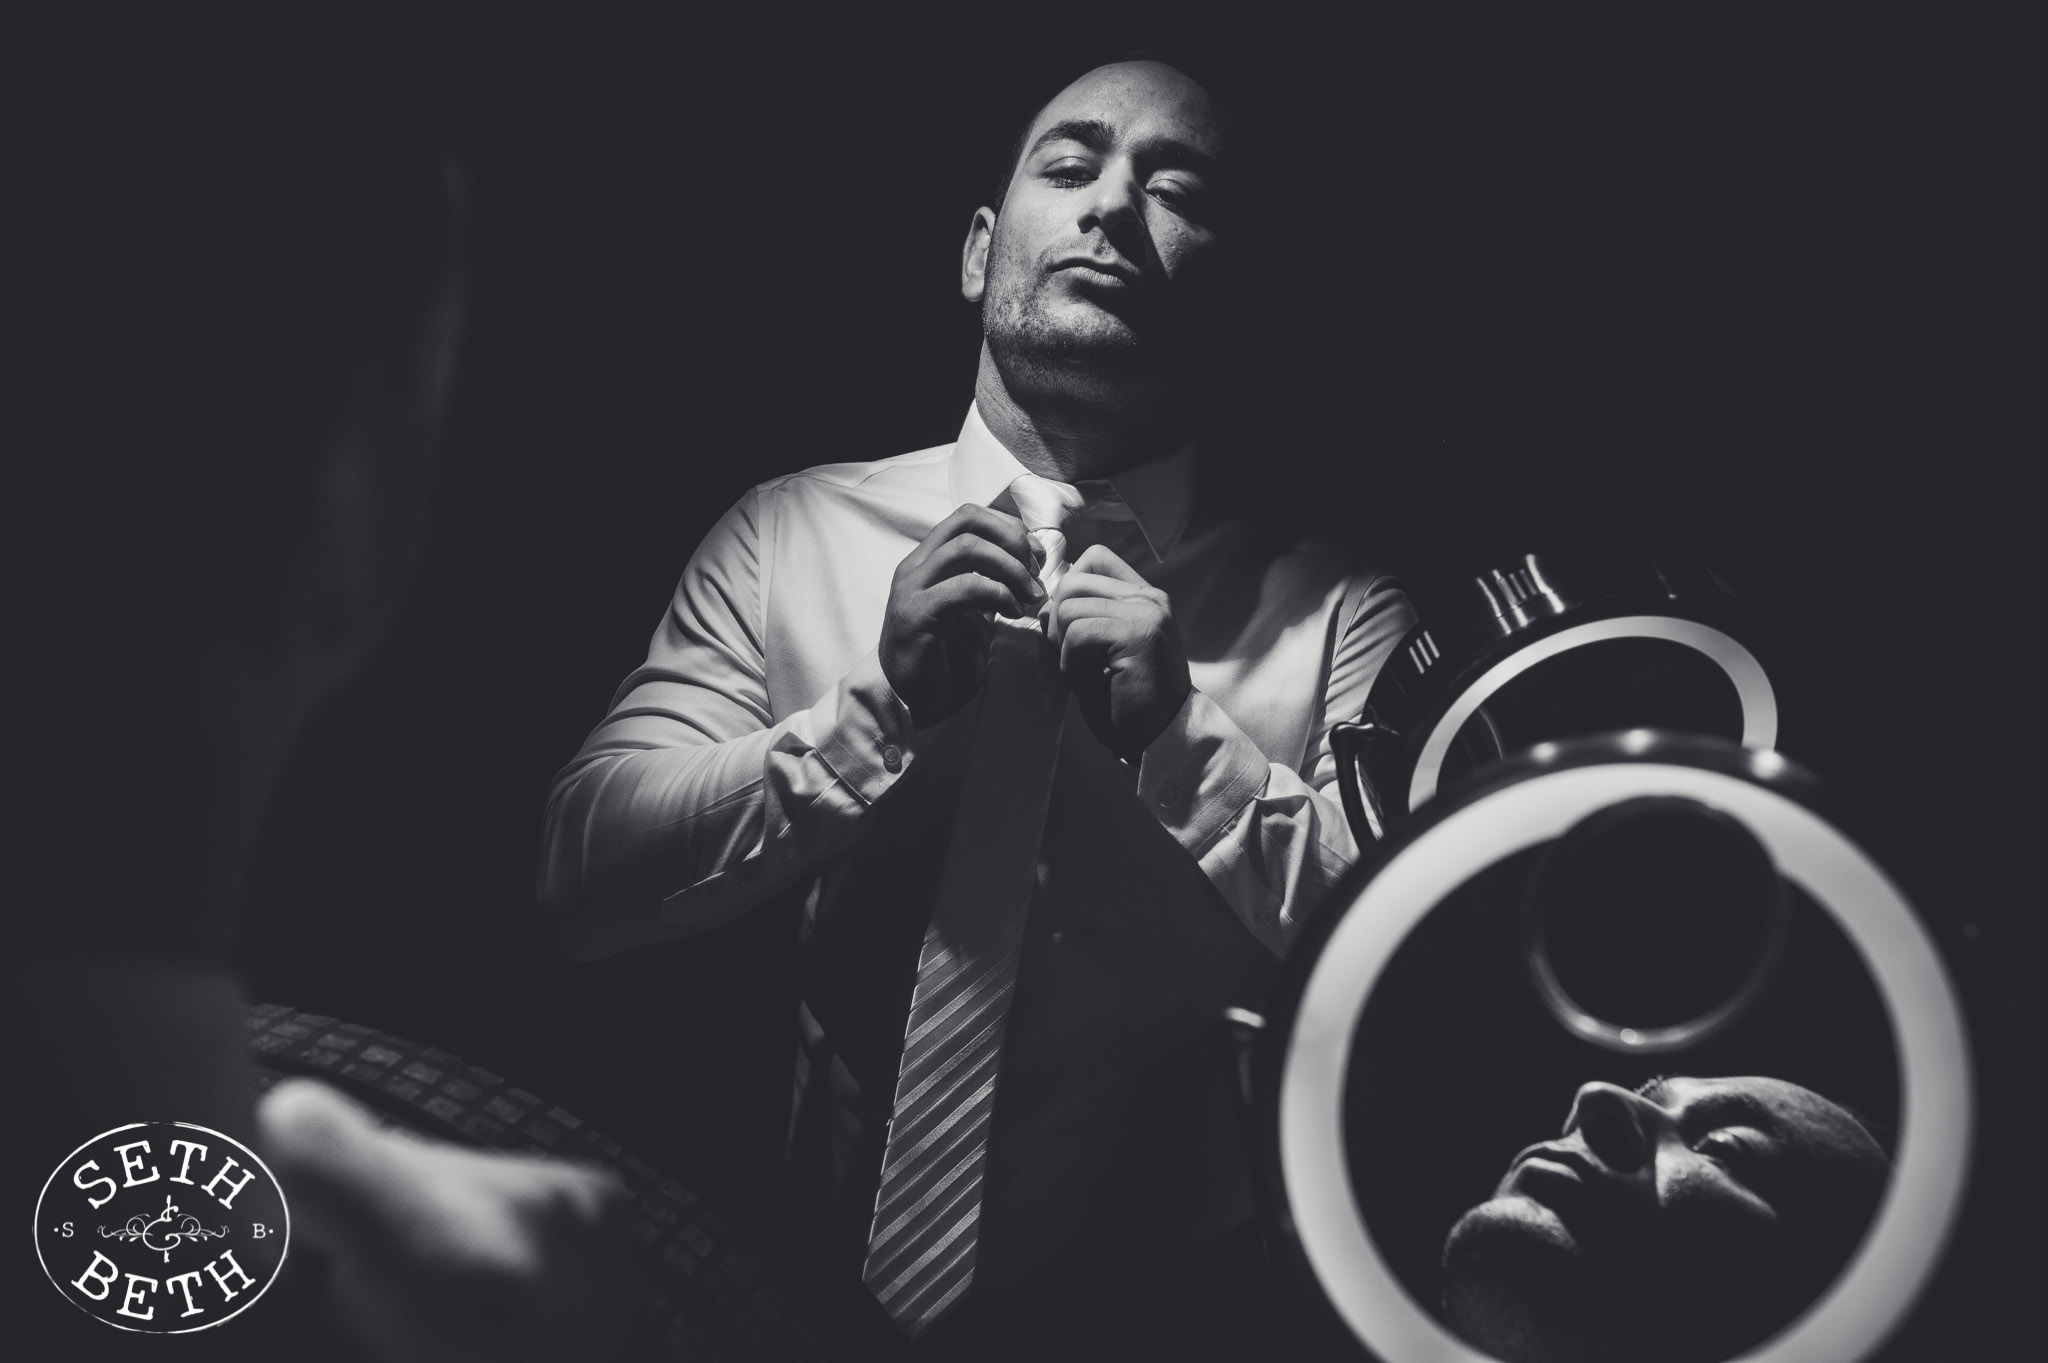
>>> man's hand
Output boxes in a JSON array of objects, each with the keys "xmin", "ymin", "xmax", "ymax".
[
  {"xmin": 879, "ymin": 504, "xmax": 1044, "ymax": 727},
  {"xmin": 1049, "ymin": 545, "xmax": 1192, "ymax": 759},
  {"xmin": 258, "ymin": 1078, "xmax": 658, "ymax": 1363}
]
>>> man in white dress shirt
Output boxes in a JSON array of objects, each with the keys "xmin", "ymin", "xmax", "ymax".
[{"xmin": 540, "ymin": 57, "xmax": 1412, "ymax": 1358}]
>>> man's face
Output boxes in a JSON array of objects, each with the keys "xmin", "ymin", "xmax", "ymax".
[
  {"xmin": 1441, "ymin": 1076, "xmax": 1888, "ymax": 1362},
  {"xmin": 966, "ymin": 61, "xmax": 1230, "ymax": 386}
]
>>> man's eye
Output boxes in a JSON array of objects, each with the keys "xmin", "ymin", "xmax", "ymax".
[
  {"xmin": 1693, "ymin": 1128, "xmax": 1759, "ymax": 1170},
  {"xmin": 1147, "ymin": 179, "xmax": 1209, "ymax": 217},
  {"xmin": 1044, "ymin": 161, "xmax": 1095, "ymax": 186}
]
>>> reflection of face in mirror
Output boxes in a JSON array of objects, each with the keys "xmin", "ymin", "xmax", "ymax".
[{"xmin": 1441, "ymin": 1075, "xmax": 1889, "ymax": 1363}]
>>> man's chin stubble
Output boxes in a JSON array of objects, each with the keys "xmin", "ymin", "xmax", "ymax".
[
  {"xmin": 1445, "ymin": 1197, "xmax": 1583, "ymax": 1272},
  {"xmin": 991, "ymin": 310, "xmax": 1184, "ymax": 403}
]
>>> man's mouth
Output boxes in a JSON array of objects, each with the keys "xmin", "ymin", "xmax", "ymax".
[{"xmin": 1053, "ymin": 257, "xmax": 1142, "ymax": 287}]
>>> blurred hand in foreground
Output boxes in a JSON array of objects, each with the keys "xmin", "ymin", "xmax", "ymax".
[{"xmin": 259, "ymin": 1077, "xmax": 660, "ymax": 1363}]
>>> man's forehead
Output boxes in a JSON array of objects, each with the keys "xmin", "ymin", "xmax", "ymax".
[
  {"xmin": 1027, "ymin": 61, "xmax": 1229, "ymax": 156},
  {"xmin": 1659, "ymin": 1075, "xmax": 1840, "ymax": 1128}
]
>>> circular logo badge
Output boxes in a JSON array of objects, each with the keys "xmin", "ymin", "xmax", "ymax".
[{"xmin": 33, "ymin": 1122, "xmax": 289, "ymax": 1334}]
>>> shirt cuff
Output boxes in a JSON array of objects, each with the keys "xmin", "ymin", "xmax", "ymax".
[
  {"xmin": 808, "ymin": 646, "xmax": 920, "ymax": 806},
  {"xmin": 1134, "ymin": 687, "xmax": 1273, "ymax": 858}
]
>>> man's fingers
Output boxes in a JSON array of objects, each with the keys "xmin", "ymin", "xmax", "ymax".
[
  {"xmin": 259, "ymin": 1079, "xmax": 384, "ymax": 1193},
  {"xmin": 1050, "ymin": 570, "xmax": 1158, "ymax": 604},
  {"xmin": 927, "ymin": 503, "xmax": 1032, "ymax": 564},
  {"xmin": 1049, "ymin": 593, "xmax": 1151, "ymax": 645},
  {"xmin": 1053, "ymin": 595, "xmax": 1152, "ymax": 622},
  {"xmin": 919, "ymin": 533, "xmax": 1044, "ymax": 605},
  {"xmin": 1071, "ymin": 544, "xmax": 1144, "ymax": 583},
  {"xmin": 1048, "ymin": 571, "xmax": 1161, "ymax": 641},
  {"xmin": 533, "ymin": 1161, "xmax": 630, "ymax": 1229},
  {"xmin": 258, "ymin": 1078, "xmax": 428, "ymax": 1255},
  {"xmin": 1058, "ymin": 616, "xmax": 1123, "ymax": 674},
  {"xmin": 919, "ymin": 573, "xmax": 1028, "ymax": 622}
]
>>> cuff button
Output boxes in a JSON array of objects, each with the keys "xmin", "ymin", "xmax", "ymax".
[
  {"xmin": 882, "ymin": 744, "xmax": 903, "ymax": 773},
  {"xmin": 1157, "ymin": 781, "xmax": 1180, "ymax": 807}
]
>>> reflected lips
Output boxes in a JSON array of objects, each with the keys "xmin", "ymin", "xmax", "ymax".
[
  {"xmin": 1503, "ymin": 1145, "xmax": 1598, "ymax": 1215},
  {"xmin": 1513, "ymin": 1156, "xmax": 1583, "ymax": 1196}
]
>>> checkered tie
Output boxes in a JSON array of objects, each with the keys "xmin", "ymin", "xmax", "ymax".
[{"xmin": 860, "ymin": 473, "xmax": 1082, "ymax": 1336}]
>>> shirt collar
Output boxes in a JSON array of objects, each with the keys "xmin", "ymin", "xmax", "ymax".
[{"xmin": 948, "ymin": 403, "xmax": 1197, "ymax": 563}]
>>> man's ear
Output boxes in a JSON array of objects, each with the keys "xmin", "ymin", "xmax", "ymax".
[{"xmin": 960, "ymin": 206, "xmax": 995, "ymax": 303}]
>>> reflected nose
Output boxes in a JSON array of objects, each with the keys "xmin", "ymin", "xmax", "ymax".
[{"xmin": 1566, "ymin": 1081, "xmax": 1656, "ymax": 1172}]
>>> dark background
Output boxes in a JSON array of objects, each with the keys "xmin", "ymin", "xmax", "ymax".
[{"xmin": 232, "ymin": 8, "xmax": 2027, "ymax": 1356}]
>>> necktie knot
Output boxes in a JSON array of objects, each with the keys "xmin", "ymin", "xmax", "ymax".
[
  {"xmin": 1007, "ymin": 473, "xmax": 1086, "ymax": 589},
  {"xmin": 1006, "ymin": 472, "xmax": 1085, "ymax": 535}
]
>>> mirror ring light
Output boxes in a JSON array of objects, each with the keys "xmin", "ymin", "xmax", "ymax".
[
  {"xmin": 1273, "ymin": 736, "xmax": 1972, "ymax": 1363},
  {"xmin": 1520, "ymin": 794, "xmax": 1791, "ymax": 1055},
  {"xmin": 1406, "ymin": 615, "xmax": 1778, "ymax": 810}
]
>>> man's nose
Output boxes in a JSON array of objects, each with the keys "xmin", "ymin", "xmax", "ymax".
[
  {"xmin": 1077, "ymin": 164, "xmax": 1148, "ymax": 255},
  {"xmin": 1565, "ymin": 1081, "xmax": 1656, "ymax": 1172}
]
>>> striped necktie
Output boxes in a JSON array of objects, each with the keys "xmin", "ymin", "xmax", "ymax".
[{"xmin": 860, "ymin": 473, "xmax": 1082, "ymax": 1336}]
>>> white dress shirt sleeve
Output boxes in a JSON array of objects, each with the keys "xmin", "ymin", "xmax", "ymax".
[
  {"xmin": 1133, "ymin": 573, "xmax": 1414, "ymax": 954},
  {"xmin": 537, "ymin": 489, "xmax": 918, "ymax": 959}
]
